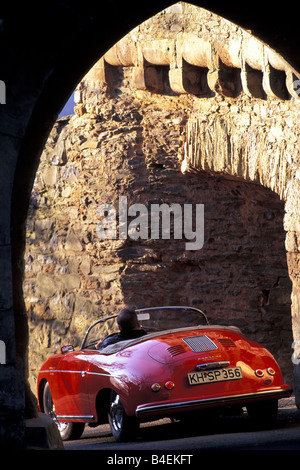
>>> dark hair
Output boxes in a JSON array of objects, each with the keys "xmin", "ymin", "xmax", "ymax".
[{"xmin": 117, "ymin": 308, "xmax": 139, "ymax": 332}]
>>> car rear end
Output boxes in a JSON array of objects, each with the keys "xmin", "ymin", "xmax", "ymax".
[{"xmin": 135, "ymin": 327, "xmax": 292, "ymax": 419}]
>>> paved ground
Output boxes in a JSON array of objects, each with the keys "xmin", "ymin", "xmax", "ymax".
[{"xmin": 63, "ymin": 397, "xmax": 300, "ymax": 451}]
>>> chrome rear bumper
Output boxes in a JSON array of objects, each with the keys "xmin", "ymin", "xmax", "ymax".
[{"xmin": 135, "ymin": 387, "xmax": 293, "ymax": 417}]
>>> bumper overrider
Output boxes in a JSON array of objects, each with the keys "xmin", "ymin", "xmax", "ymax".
[{"xmin": 135, "ymin": 387, "xmax": 293, "ymax": 417}]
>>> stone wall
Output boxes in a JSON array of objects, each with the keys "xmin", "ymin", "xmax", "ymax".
[
  {"xmin": 25, "ymin": 92, "xmax": 292, "ymax": 390},
  {"xmin": 24, "ymin": 3, "xmax": 297, "ymax": 393}
]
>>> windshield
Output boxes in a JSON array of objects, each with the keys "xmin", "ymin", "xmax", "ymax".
[
  {"xmin": 136, "ymin": 306, "xmax": 208, "ymax": 331},
  {"xmin": 81, "ymin": 306, "xmax": 208, "ymax": 350}
]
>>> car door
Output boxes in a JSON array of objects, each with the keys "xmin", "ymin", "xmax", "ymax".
[{"xmin": 50, "ymin": 350, "xmax": 92, "ymax": 420}]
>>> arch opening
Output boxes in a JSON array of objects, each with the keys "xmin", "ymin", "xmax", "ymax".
[
  {"xmin": 23, "ymin": 3, "xmax": 299, "ymax": 404},
  {"xmin": 4, "ymin": 0, "xmax": 300, "ymax": 450}
]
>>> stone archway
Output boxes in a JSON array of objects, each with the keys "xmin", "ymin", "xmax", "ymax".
[
  {"xmin": 2, "ymin": 0, "xmax": 300, "ymax": 448},
  {"xmin": 25, "ymin": 3, "xmax": 297, "ymax": 407}
]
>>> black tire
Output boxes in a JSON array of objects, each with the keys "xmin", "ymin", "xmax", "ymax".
[
  {"xmin": 43, "ymin": 382, "xmax": 85, "ymax": 441},
  {"xmin": 247, "ymin": 399, "xmax": 278, "ymax": 428},
  {"xmin": 108, "ymin": 390, "xmax": 139, "ymax": 442}
]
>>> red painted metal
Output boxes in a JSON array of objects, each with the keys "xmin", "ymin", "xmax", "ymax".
[{"xmin": 37, "ymin": 309, "xmax": 292, "ymax": 426}]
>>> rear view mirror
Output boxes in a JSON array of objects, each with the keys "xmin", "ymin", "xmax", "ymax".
[{"xmin": 61, "ymin": 345, "xmax": 74, "ymax": 354}]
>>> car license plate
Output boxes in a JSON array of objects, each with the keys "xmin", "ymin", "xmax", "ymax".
[{"xmin": 188, "ymin": 366, "xmax": 243, "ymax": 385}]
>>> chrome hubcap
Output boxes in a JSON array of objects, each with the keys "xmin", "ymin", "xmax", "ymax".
[
  {"xmin": 110, "ymin": 394, "xmax": 124, "ymax": 431},
  {"xmin": 45, "ymin": 387, "xmax": 68, "ymax": 434}
]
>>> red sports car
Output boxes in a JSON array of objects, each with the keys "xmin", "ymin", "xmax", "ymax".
[{"xmin": 37, "ymin": 306, "xmax": 292, "ymax": 442}]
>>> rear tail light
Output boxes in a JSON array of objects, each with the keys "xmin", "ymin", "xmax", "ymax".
[
  {"xmin": 164, "ymin": 381, "xmax": 175, "ymax": 390},
  {"xmin": 255, "ymin": 369, "xmax": 264, "ymax": 377},
  {"xmin": 151, "ymin": 383, "xmax": 161, "ymax": 392}
]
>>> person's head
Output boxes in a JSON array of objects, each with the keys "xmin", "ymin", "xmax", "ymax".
[{"xmin": 117, "ymin": 308, "xmax": 140, "ymax": 333}]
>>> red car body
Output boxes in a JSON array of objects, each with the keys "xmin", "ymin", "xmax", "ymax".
[{"xmin": 37, "ymin": 306, "xmax": 292, "ymax": 441}]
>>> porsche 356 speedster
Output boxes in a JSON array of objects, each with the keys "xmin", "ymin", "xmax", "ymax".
[{"xmin": 37, "ymin": 306, "xmax": 292, "ymax": 442}]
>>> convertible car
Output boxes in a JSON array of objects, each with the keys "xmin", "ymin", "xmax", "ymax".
[{"xmin": 37, "ymin": 306, "xmax": 292, "ymax": 442}]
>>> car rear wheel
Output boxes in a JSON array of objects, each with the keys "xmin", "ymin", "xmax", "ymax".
[
  {"xmin": 247, "ymin": 399, "xmax": 278, "ymax": 428},
  {"xmin": 108, "ymin": 390, "xmax": 139, "ymax": 442},
  {"xmin": 43, "ymin": 382, "xmax": 85, "ymax": 441}
]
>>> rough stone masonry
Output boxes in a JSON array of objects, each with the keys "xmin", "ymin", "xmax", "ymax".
[{"xmin": 24, "ymin": 3, "xmax": 300, "ymax": 400}]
